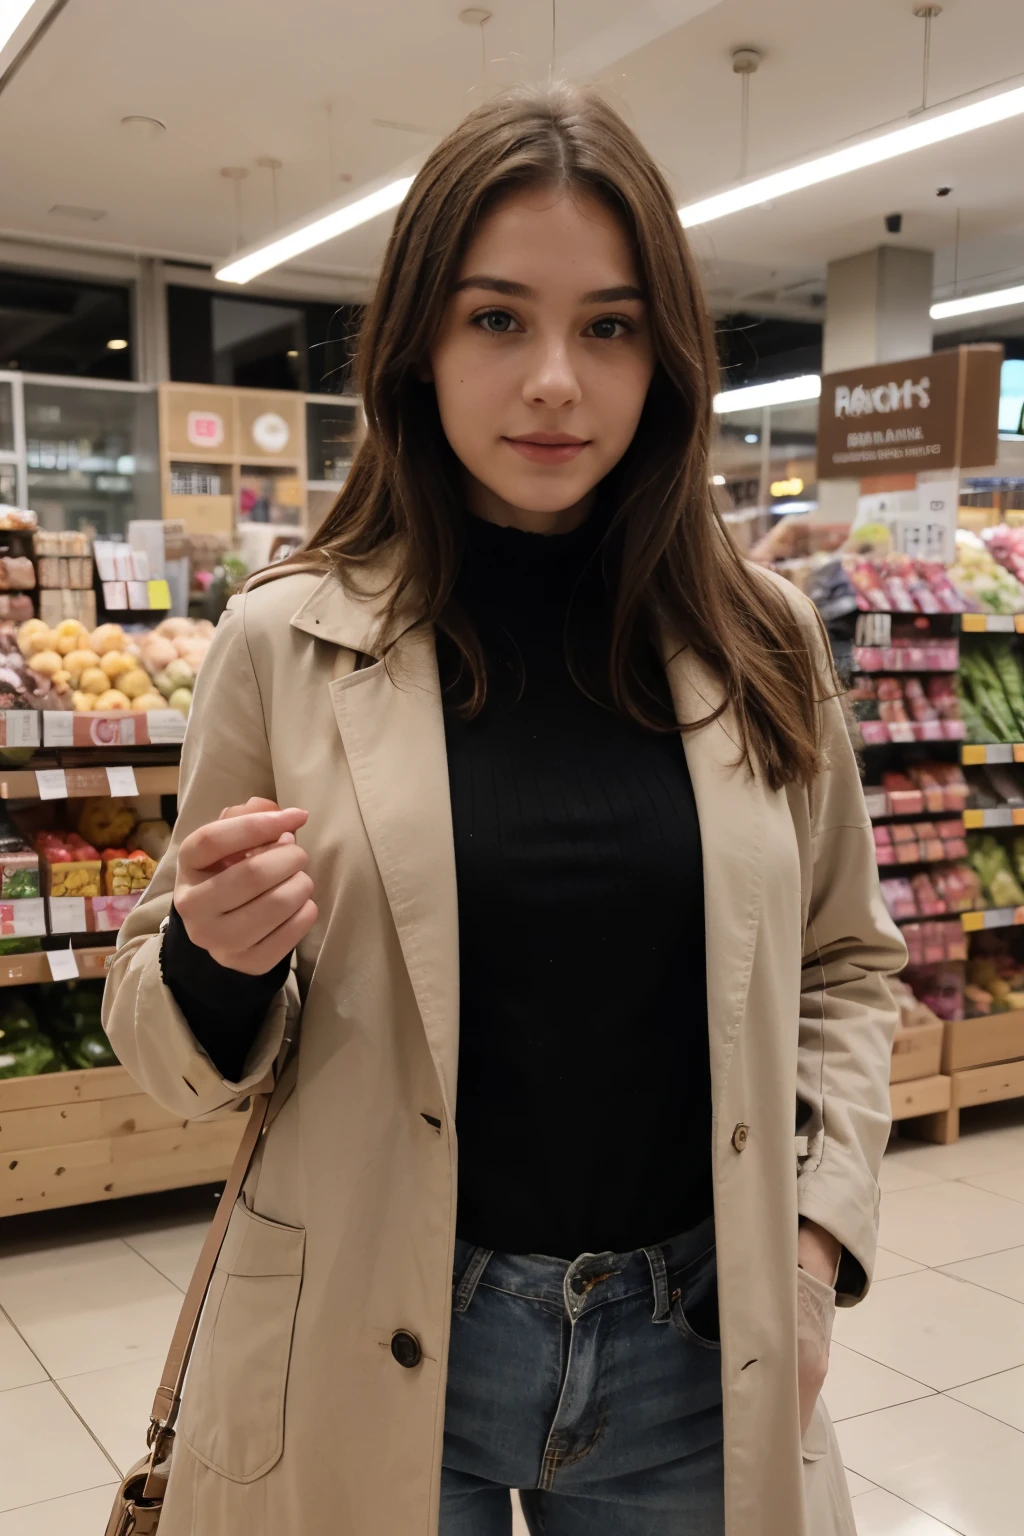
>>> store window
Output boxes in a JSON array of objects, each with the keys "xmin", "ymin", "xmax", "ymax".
[
  {"xmin": 24, "ymin": 382, "xmax": 158, "ymax": 536},
  {"xmin": 167, "ymin": 285, "xmax": 363, "ymax": 394},
  {"xmin": 0, "ymin": 269, "xmax": 133, "ymax": 380}
]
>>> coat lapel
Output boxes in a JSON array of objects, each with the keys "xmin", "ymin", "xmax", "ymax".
[
  {"xmin": 663, "ymin": 640, "xmax": 766, "ymax": 1095},
  {"xmin": 291, "ymin": 573, "xmax": 461, "ymax": 1120}
]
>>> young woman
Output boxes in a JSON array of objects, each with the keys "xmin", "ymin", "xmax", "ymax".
[{"xmin": 104, "ymin": 84, "xmax": 905, "ymax": 1536}]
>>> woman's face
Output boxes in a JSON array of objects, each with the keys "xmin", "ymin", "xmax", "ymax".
[{"xmin": 427, "ymin": 184, "xmax": 656, "ymax": 534}]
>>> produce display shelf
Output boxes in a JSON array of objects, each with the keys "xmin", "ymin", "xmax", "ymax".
[
  {"xmin": 904, "ymin": 1058, "xmax": 1024, "ymax": 1146},
  {"xmin": 0, "ymin": 1065, "xmax": 242, "ymax": 1218},
  {"xmin": 961, "ymin": 906, "xmax": 1024, "ymax": 932},
  {"xmin": 964, "ymin": 808, "xmax": 1024, "ymax": 829},
  {"xmin": 961, "ymin": 744, "xmax": 1024, "ymax": 766},
  {"xmin": 0, "ymin": 764, "xmax": 179, "ymax": 800},
  {"xmin": 960, "ymin": 614, "xmax": 1024, "ymax": 634},
  {"xmin": 0, "ymin": 947, "xmax": 114, "ymax": 987}
]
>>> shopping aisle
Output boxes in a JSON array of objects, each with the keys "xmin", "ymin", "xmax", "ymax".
[{"xmin": 3, "ymin": 1111, "xmax": 1024, "ymax": 1534}]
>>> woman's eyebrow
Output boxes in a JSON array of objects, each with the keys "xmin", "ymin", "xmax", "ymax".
[{"xmin": 451, "ymin": 275, "xmax": 646, "ymax": 304}]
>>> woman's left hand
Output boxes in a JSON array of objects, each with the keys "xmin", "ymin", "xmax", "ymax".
[{"xmin": 796, "ymin": 1221, "xmax": 841, "ymax": 1435}]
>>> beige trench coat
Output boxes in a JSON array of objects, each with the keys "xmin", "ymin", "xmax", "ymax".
[{"xmin": 104, "ymin": 562, "xmax": 905, "ymax": 1536}]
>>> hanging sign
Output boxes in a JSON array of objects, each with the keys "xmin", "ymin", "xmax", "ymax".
[{"xmin": 817, "ymin": 345, "xmax": 1003, "ymax": 480}]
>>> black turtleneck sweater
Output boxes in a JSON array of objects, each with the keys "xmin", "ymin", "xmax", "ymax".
[{"xmin": 162, "ymin": 511, "xmax": 712, "ymax": 1258}]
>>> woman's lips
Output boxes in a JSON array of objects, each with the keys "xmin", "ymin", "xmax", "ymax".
[{"xmin": 503, "ymin": 437, "xmax": 589, "ymax": 464}]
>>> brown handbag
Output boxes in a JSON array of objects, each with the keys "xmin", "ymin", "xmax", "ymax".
[{"xmin": 104, "ymin": 1088, "xmax": 273, "ymax": 1535}]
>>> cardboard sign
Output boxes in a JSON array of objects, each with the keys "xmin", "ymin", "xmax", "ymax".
[{"xmin": 817, "ymin": 345, "xmax": 1003, "ymax": 480}]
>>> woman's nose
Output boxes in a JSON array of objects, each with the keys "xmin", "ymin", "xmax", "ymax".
[{"xmin": 523, "ymin": 339, "xmax": 582, "ymax": 409}]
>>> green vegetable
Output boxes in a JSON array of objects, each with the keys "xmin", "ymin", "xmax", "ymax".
[
  {"xmin": 0, "ymin": 996, "xmax": 38, "ymax": 1043},
  {"xmin": 0, "ymin": 1032, "xmax": 59, "ymax": 1078},
  {"xmin": 960, "ymin": 645, "xmax": 1021, "ymax": 743},
  {"xmin": 64, "ymin": 1029, "xmax": 118, "ymax": 1070},
  {"xmin": 989, "ymin": 640, "xmax": 1024, "ymax": 737},
  {"xmin": 968, "ymin": 833, "xmax": 1024, "ymax": 908}
]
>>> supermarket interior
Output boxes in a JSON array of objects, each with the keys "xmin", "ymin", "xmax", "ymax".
[{"xmin": 5, "ymin": 2, "xmax": 1024, "ymax": 1534}]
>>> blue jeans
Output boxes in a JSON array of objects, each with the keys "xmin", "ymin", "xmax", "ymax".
[{"xmin": 440, "ymin": 1217, "xmax": 725, "ymax": 1535}]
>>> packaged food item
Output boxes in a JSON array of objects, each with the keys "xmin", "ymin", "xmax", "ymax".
[
  {"xmin": 103, "ymin": 850, "xmax": 156, "ymax": 896},
  {"xmin": 903, "ymin": 965, "xmax": 965, "ymax": 1021}
]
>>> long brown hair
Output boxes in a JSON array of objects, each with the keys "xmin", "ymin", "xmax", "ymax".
[{"xmin": 302, "ymin": 82, "xmax": 830, "ymax": 790}]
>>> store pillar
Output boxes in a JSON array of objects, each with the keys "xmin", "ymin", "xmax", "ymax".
[{"xmin": 819, "ymin": 246, "xmax": 935, "ymax": 522}]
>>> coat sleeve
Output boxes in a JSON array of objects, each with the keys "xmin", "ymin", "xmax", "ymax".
[
  {"xmin": 101, "ymin": 594, "xmax": 299, "ymax": 1121},
  {"xmin": 794, "ymin": 655, "xmax": 908, "ymax": 1304}
]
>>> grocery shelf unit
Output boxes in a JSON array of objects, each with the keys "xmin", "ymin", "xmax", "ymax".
[
  {"xmin": 158, "ymin": 383, "xmax": 307, "ymax": 540},
  {"xmin": 0, "ymin": 730, "xmax": 239, "ymax": 1219},
  {"xmin": 849, "ymin": 605, "xmax": 1024, "ymax": 1142}
]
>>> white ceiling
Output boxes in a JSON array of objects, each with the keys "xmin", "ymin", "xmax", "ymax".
[{"xmin": 0, "ymin": 0, "xmax": 1022, "ymax": 321}]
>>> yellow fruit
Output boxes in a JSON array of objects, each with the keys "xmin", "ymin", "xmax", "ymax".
[
  {"xmin": 61, "ymin": 649, "xmax": 100, "ymax": 684},
  {"xmin": 79, "ymin": 667, "xmax": 108, "ymax": 696},
  {"xmin": 28, "ymin": 649, "xmax": 62, "ymax": 678},
  {"xmin": 118, "ymin": 667, "xmax": 151, "ymax": 700},
  {"xmin": 27, "ymin": 629, "xmax": 57, "ymax": 656},
  {"xmin": 16, "ymin": 619, "xmax": 48, "ymax": 657},
  {"xmin": 52, "ymin": 669, "xmax": 71, "ymax": 691},
  {"xmin": 100, "ymin": 650, "xmax": 132, "ymax": 680},
  {"xmin": 94, "ymin": 689, "xmax": 131, "ymax": 711},
  {"xmin": 132, "ymin": 691, "xmax": 165, "ymax": 711},
  {"xmin": 89, "ymin": 624, "xmax": 127, "ymax": 656},
  {"xmin": 72, "ymin": 692, "xmax": 97, "ymax": 712}
]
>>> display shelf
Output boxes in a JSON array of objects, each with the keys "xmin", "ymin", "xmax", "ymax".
[
  {"xmin": 910, "ymin": 1058, "xmax": 1024, "ymax": 1145},
  {"xmin": 964, "ymin": 807, "xmax": 1024, "ymax": 829},
  {"xmin": 943, "ymin": 1010, "xmax": 1024, "ymax": 1072},
  {"xmin": 890, "ymin": 1073, "xmax": 952, "ymax": 1122},
  {"xmin": 961, "ymin": 906, "xmax": 1024, "ymax": 932},
  {"xmin": 0, "ymin": 1066, "xmax": 242, "ymax": 1218},
  {"xmin": 0, "ymin": 946, "xmax": 114, "ymax": 986},
  {"xmin": 962, "ymin": 744, "xmax": 1024, "ymax": 765},
  {"xmin": 0, "ymin": 763, "xmax": 178, "ymax": 800},
  {"xmin": 960, "ymin": 614, "xmax": 1024, "ymax": 633}
]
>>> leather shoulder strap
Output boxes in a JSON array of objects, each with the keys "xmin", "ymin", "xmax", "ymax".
[
  {"xmin": 148, "ymin": 1090, "xmax": 271, "ymax": 1433},
  {"xmin": 146, "ymin": 642, "xmax": 360, "ymax": 1441}
]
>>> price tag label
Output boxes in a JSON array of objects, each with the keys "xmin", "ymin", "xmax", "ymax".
[
  {"xmin": 106, "ymin": 765, "xmax": 139, "ymax": 797},
  {"xmin": 47, "ymin": 947, "xmax": 80, "ymax": 982},
  {"xmin": 102, "ymin": 581, "xmax": 128, "ymax": 611},
  {"xmin": 35, "ymin": 768, "xmax": 68, "ymax": 800},
  {"xmin": 49, "ymin": 897, "xmax": 87, "ymax": 934},
  {"xmin": 988, "ymin": 745, "xmax": 1014, "ymax": 765},
  {"xmin": 147, "ymin": 580, "xmax": 171, "ymax": 609}
]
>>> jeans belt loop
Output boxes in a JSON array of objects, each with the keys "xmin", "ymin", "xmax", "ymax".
[
  {"xmin": 643, "ymin": 1243, "xmax": 672, "ymax": 1323},
  {"xmin": 453, "ymin": 1246, "xmax": 493, "ymax": 1314}
]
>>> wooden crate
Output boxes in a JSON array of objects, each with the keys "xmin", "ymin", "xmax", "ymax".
[
  {"xmin": 0, "ymin": 1066, "xmax": 242, "ymax": 1218},
  {"xmin": 943, "ymin": 1011, "xmax": 1024, "ymax": 1072},
  {"xmin": 891, "ymin": 1021, "xmax": 944, "ymax": 1083}
]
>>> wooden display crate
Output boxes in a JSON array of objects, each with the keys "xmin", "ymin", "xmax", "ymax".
[
  {"xmin": 0, "ymin": 1067, "xmax": 243, "ymax": 1218},
  {"xmin": 943, "ymin": 1010, "xmax": 1024, "ymax": 1072},
  {"xmin": 890, "ymin": 1073, "xmax": 952, "ymax": 1123},
  {"xmin": 891, "ymin": 1020, "xmax": 944, "ymax": 1083}
]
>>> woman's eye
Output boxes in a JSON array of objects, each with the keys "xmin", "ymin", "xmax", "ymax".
[
  {"xmin": 474, "ymin": 309, "xmax": 520, "ymax": 334},
  {"xmin": 586, "ymin": 316, "xmax": 632, "ymax": 340}
]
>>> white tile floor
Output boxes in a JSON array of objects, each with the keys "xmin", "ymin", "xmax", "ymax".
[{"xmin": 4, "ymin": 1109, "xmax": 1024, "ymax": 1533}]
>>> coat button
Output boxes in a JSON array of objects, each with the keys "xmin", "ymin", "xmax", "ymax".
[
  {"xmin": 391, "ymin": 1331, "xmax": 422, "ymax": 1369},
  {"xmin": 732, "ymin": 1122, "xmax": 750, "ymax": 1152}
]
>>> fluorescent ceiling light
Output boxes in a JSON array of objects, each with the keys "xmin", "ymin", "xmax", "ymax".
[
  {"xmin": 931, "ymin": 282, "xmax": 1024, "ymax": 320},
  {"xmin": 216, "ymin": 175, "xmax": 416, "ymax": 285},
  {"xmin": 680, "ymin": 82, "xmax": 1024, "ymax": 227},
  {"xmin": 714, "ymin": 375, "xmax": 822, "ymax": 414},
  {"xmin": 0, "ymin": 0, "xmax": 36, "ymax": 52}
]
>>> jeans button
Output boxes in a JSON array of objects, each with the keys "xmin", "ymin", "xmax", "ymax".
[{"xmin": 390, "ymin": 1331, "xmax": 422, "ymax": 1368}]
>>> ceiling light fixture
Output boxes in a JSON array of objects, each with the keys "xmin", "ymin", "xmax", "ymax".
[
  {"xmin": 680, "ymin": 81, "xmax": 1024, "ymax": 227},
  {"xmin": 714, "ymin": 375, "xmax": 822, "ymax": 413},
  {"xmin": 0, "ymin": 1, "xmax": 36, "ymax": 53},
  {"xmin": 215, "ymin": 174, "xmax": 415, "ymax": 285},
  {"xmin": 106, "ymin": 338, "xmax": 129, "ymax": 351},
  {"xmin": 931, "ymin": 281, "xmax": 1024, "ymax": 320}
]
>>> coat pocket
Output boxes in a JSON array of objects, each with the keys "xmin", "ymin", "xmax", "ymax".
[{"xmin": 179, "ymin": 1198, "xmax": 305, "ymax": 1483}]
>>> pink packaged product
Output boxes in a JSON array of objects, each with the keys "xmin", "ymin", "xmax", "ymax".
[
  {"xmin": 904, "ymin": 965, "xmax": 965, "ymax": 1021},
  {"xmin": 88, "ymin": 893, "xmax": 141, "ymax": 932},
  {"xmin": 880, "ymin": 877, "xmax": 917, "ymax": 920},
  {"xmin": 911, "ymin": 872, "xmax": 944, "ymax": 915}
]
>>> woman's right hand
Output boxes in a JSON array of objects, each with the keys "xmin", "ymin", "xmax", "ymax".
[{"xmin": 174, "ymin": 797, "xmax": 318, "ymax": 975}]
